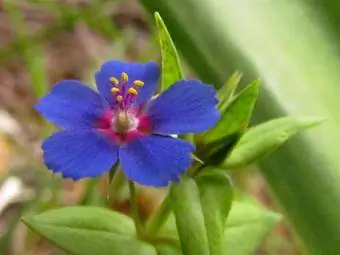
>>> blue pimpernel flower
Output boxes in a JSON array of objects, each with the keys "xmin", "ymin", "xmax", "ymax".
[{"xmin": 36, "ymin": 61, "xmax": 220, "ymax": 187}]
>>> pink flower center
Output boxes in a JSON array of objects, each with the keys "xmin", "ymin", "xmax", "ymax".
[
  {"xmin": 111, "ymin": 110, "xmax": 139, "ymax": 134},
  {"xmin": 97, "ymin": 110, "xmax": 152, "ymax": 144},
  {"xmin": 96, "ymin": 72, "xmax": 153, "ymax": 144}
]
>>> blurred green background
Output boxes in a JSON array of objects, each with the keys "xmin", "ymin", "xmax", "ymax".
[{"xmin": 1, "ymin": 0, "xmax": 340, "ymax": 254}]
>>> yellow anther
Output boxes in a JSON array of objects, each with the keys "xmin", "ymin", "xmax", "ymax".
[
  {"xmin": 110, "ymin": 77, "xmax": 119, "ymax": 86},
  {"xmin": 121, "ymin": 72, "xmax": 129, "ymax": 82},
  {"xmin": 111, "ymin": 87, "xmax": 120, "ymax": 93},
  {"xmin": 133, "ymin": 80, "xmax": 144, "ymax": 87},
  {"xmin": 128, "ymin": 87, "xmax": 138, "ymax": 96},
  {"xmin": 116, "ymin": 95, "xmax": 123, "ymax": 102}
]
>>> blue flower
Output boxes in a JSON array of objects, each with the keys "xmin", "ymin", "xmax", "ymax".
[{"xmin": 36, "ymin": 61, "xmax": 220, "ymax": 187}]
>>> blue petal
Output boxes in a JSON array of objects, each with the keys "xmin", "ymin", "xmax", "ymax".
[
  {"xmin": 147, "ymin": 80, "xmax": 220, "ymax": 134},
  {"xmin": 36, "ymin": 80, "xmax": 109, "ymax": 130},
  {"xmin": 42, "ymin": 130, "xmax": 118, "ymax": 180},
  {"xmin": 119, "ymin": 135, "xmax": 194, "ymax": 187},
  {"xmin": 95, "ymin": 61, "xmax": 160, "ymax": 107}
]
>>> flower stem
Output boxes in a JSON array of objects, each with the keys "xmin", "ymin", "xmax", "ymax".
[
  {"xmin": 146, "ymin": 165, "xmax": 203, "ymax": 237},
  {"xmin": 128, "ymin": 180, "xmax": 144, "ymax": 237},
  {"xmin": 146, "ymin": 195, "xmax": 171, "ymax": 237},
  {"xmin": 107, "ymin": 167, "xmax": 125, "ymax": 205}
]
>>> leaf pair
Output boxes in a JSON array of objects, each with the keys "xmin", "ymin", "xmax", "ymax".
[
  {"xmin": 23, "ymin": 173, "xmax": 279, "ymax": 255},
  {"xmin": 170, "ymin": 172, "xmax": 232, "ymax": 255},
  {"xmin": 165, "ymin": 171, "xmax": 280, "ymax": 255}
]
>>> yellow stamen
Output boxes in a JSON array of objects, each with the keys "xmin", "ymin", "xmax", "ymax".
[
  {"xmin": 116, "ymin": 95, "xmax": 123, "ymax": 102},
  {"xmin": 111, "ymin": 87, "xmax": 120, "ymax": 93},
  {"xmin": 110, "ymin": 77, "xmax": 119, "ymax": 86},
  {"xmin": 133, "ymin": 80, "xmax": 144, "ymax": 87},
  {"xmin": 128, "ymin": 87, "xmax": 138, "ymax": 95},
  {"xmin": 121, "ymin": 72, "xmax": 129, "ymax": 82}
]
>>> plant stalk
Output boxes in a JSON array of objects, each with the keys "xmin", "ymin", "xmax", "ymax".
[{"xmin": 128, "ymin": 181, "xmax": 144, "ymax": 237}]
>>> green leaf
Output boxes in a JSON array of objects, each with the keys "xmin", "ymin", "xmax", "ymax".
[
  {"xmin": 204, "ymin": 80, "xmax": 260, "ymax": 143},
  {"xmin": 196, "ymin": 170, "xmax": 233, "ymax": 255},
  {"xmin": 224, "ymin": 117, "xmax": 324, "ymax": 168},
  {"xmin": 155, "ymin": 12, "xmax": 183, "ymax": 90},
  {"xmin": 22, "ymin": 206, "xmax": 156, "ymax": 255},
  {"xmin": 218, "ymin": 71, "xmax": 243, "ymax": 112},
  {"xmin": 170, "ymin": 177, "xmax": 209, "ymax": 255},
  {"xmin": 156, "ymin": 244, "xmax": 182, "ymax": 255},
  {"xmin": 224, "ymin": 201, "xmax": 281, "ymax": 255}
]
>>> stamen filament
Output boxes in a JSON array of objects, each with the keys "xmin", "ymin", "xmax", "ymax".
[{"xmin": 110, "ymin": 73, "xmax": 145, "ymax": 107}]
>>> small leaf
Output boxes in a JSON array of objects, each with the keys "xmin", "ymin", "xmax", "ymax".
[
  {"xmin": 170, "ymin": 177, "xmax": 209, "ymax": 255},
  {"xmin": 218, "ymin": 71, "xmax": 243, "ymax": 112},
  {"xmin": 224, "ymin": 116, "xmax": 324, "ymax": 169},
  {"xmin": 155, "ymin": 12, "xmax": 183, "ymax": 91},
  {"xmin": 196, "ymin": 170, "xmax": 233, "ymax": 255},
  {"xmin": 224, "ymin": 201, "xmax": 281, "ymax": 255},
  {"xmin": 22, "ymin": 206, "xmax": 156, "ymax": 255},
  {"xmin": 204, "ymin": 80, "xmax": 260, "ymax": 143}
]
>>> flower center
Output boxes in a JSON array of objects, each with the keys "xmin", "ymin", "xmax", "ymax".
[{"xmin": 111, "ymin": 110, "xmax": 139, "ymax": 134}]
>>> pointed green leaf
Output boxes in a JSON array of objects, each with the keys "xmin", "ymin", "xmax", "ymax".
[
  {"xmin": 22, "ymin": 206, "xmax": 156, "ymax": 255},
  {"xmin": 218, "ymin": 71, "xmax": 243, "ymax": 112},
  {"xmin": 224, "ymin": 201, "xmax": 281, "ymax": 255},
  {"xmin": 224, "ymin": 117, "xmax": 324, "ymax": 169},
  {"xmin": 196, "ymin": 170, "xmax": 233, "ymax": 255},
  {"xmin": 155, "ymin": 12, "xmax": 183, "ymax": 90},
  {"xmin": 204, "ymin": 80, "xmax": 260, "ymax": 143},
  {"xmin": 170, "ymin": 177, "xmax": 209, "ymax": 255}
]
